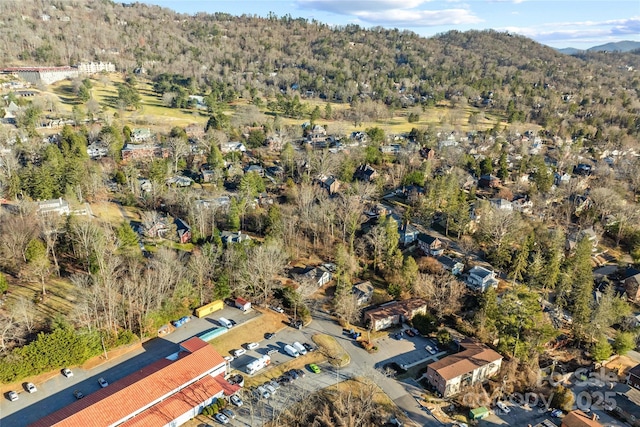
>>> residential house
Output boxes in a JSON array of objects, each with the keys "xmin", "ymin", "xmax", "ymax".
[
  {"xmin": 478, "ymin": 174, "xmax": 501, "ymax": 189},
  {"xmin": 566, "ymin": 227, "xmax": 598, "ymax": 252},
  {"xmin": 627, "ymin": 363, "xmax": 640, "ymax": 389},
  {"xmin": 317, "ymin": 175, "xmax": 340, "ymax": 195},
  {"xmin": 36, "ymin": 198, "xmax": 70, "ymax": 215},
  {"xmin": 138, "ymin": 178, "xmax": 152, "ymax": 193},
  {"xmin": 380, "ymin": 144, "xmax": 401, "ymax": 155},
  {"xmin": 352, "ymin": 281, "xmax": 375, "ymax": 306},
  {"xmin": 131, "ymin": 128, "xmax": 153, "ymax": 142},
  {"xmin": 293, "ymin": 265, "xmax": 332, "ymax": 288},
  {"xmin": 220, "ymin": 231, "xmax": 251, "ymax": 244},
  {"xmin": 560, "ymin": 410, "xmax": 603, "ymax": 427},
  {"xmin": 144, "ymin": 217, "xmax": 169, "ymax": 239},
  {"xmin": 399, "ymin": 223, "xmax": 420, "ymax": 246},
  {"xmin": 554, "ymin": 172, "xmax": 571, "ymax": 186},
  {"xmin": 466, "ymin": 266, "xmax": 498, "ymax": 292},
  {"xmin": 573, "ymin": 163, "xmax": 594, "ymax": 176},
  {"xmin": 420, "ymin": 147, "xmax": 435, "ymax": 160},
  {"xmin": 512, "ymin": 196, "xmax": 533, "ymax": 214},
  {"xmin": 425, "ymin": 339, "xmax": 502, "ymax": 397},
  {"xmin": 438, "ymin": 133, "xmax": 459, "ymax": 149},
  {"xmin": 489, "ymin": 198, "xmax": 513, "ymax": 211},
  {"xmin": 623, "ymin": 268, "xmax": 640, "ymax": 304},
  {"xmin": 417, "ymin": 233, "xmax": 444, "ymax": 256},
  {"xmin": 354, "ymin": 164, "xmax": 378, "ymax": 182},
  {"xmin": 436, "ymin": 255, "xmax": 464, "ymax": 276},
  {"xmin": 244, "ymin": 164, "xmax": 264, "ymax": 177},
  {"xmin": 199, "ymin": 165, "xmax": 216, "ymax": 183},
  {"xmin": 220, "ymin": 141, "xmax": 246, "ymax": 154},
  {"xmin": 307, "ymin": 125, "xmax": 328, "ymax": 147},
  {"xmin": 166, "ymin": 176, "xmax": 193, "ymax": 187},
  {"xmin": 363, "ymin": 298, "xmax": 428, "ymax": 331},
  {"xmin": 174, "ymin": 218, "xmax": 192, "ymax": 244},
  {"xmin": 235, "ymin": 297, "xmax": 251, "ymax": 312},
  {"xmin": 87, "ymin": 143, "xmax": 108, "ymax": 159}
]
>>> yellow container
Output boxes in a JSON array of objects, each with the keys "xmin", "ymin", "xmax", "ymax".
[{"xmin": 195, "ymin": 300, "xmax": 224, "ymax": 318}]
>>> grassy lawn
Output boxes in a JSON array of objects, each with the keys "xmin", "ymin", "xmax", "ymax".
[
  {"xmin": 7, "ymin": 276, "xmax": 76, "ymax": 325},
  {"xmin": 312, "ymin": 333, "xmax": 350, "ymax": 367},
  {"xmin": 90, "ymin": 201, "xmax": 126, "ymax": 223}
]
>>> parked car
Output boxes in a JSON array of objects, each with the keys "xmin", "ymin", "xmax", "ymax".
[
  {"xmin": 277, "ymin": 375, "xmax": 292, "ymax": 385},
  {"xmin": 270, "ymin": 306, "xmax": 284, "ymax": 313},
  {"xmin": 268, "ymin": 380, "xmax": 280, "ymax": 390},
  {"xmin": 264, "ymin": 383, "xmax": 277, "ymax": 395},
  {"xmin": 309, "ymin": 363, "xmax": 321, "ymax": 374},
  {"xmin": 425, "ymin": 345, "xmax": 436, "ymax": 355},
  {"xmin": 73, "ymin": 390, "xmax": 84, "ymax": 399},
  {"xmin": 214, "ymin": 412, "xmax": 230, "ymax": 424},
  {"xmin": 26, "ymin": 383, "xmax": 37, "ymax": 393},
  {"xmin": 405, "ymin": 329, "xmax": 415, "ymax": 337},
  {"xmin": 303, "ymin": 342, "xmax": 315, "ymax": 352},
  {"xmin": 496, "ymin": 401, "xmax": 510, "ymax": 413},
  {"xmin": 267, "ymin": 348, "xmax": 278, "ymax": 355},
  {"xmin": 287, "ymin": 369, "xmax": 299, "ymax": 380},
  {"xmin": 550, "ymin": 409, "xmax": 563, "ymax": 418},
  {"xmin": 98, "ymin": 377, "xmax": 109, "ymax": 388},
  {"xmin": 265, "ymin": 332, "xmax": 275, "ymax": 339},
  {"xmin": 230, "ymin": 394, "xmax": 243, "ymax": 407},
  {"xmin": 7, "ymin": 391, "xmax": 18, "ymax": 401},
  {"xmin": 246, "ymin": 342, "xmax": 259, "ymax": 350},
  {"xmin": 295, "ymin": 368, "xmax": 306, "ymax": 378},
  {"xmin": 62, "ymin": 368, "xmax": 73, "ymax": 378},
  {"xmin": 221, "ymin": 408, "xmax": 236, "ymax": 419},
  {"xmin": 255, "ymin": 386, "xmax": 270, "ymax": 399},
  {"xmin": 232, "ymin": 348, "xmax": 246, "ymax": 357}
]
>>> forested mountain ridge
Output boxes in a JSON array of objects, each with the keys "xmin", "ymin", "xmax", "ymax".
[{"xmin": 1, "ymin": 0, "xmax": 640, "ymax": 140}]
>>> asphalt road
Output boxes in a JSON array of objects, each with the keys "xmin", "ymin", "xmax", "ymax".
[
  {"xmin": 0, "ymin": 306, "xmax": 259, "ymax": 427},
  {"xmin": 3, "ymin": 302, "xmax": 442, "ymax": 427}
]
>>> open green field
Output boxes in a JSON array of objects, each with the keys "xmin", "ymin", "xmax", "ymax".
[{"xmin": 46, "ymin": 74, "xmax": 503, "ymax": 135}]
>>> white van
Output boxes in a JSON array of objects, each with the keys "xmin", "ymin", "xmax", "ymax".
[
  {"xmin": 284, "ymin": 344, "xmax": 300, "ymax": 358},
  {"xmin": 292, "ymin": 341, "xmax": 307, "ymax": 355},
  {"xmin": 218, "ymin": 317, "xmax": 233, "ymax": 329}
]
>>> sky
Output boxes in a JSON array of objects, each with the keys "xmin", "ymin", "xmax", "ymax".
[{"xmin": 139, "ymin": 0, "xmax": 640, "ymax": 50}]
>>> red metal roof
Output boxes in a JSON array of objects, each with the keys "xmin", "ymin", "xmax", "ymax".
[
  {"xmin": 235, "ymin": 297, "xmax": 250, "ymax": 305},
  {"xmin": 29, "ymin": 338, "xmax": 226, "ymax": 427},
  {"xmin": 119, "ymin": 375, "xmax": 224, "ymax": 427}
]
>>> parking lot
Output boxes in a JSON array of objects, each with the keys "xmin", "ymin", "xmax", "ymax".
[{"xmin": 372, "ymin": 327, "xmax": 443, "ymax": 371}]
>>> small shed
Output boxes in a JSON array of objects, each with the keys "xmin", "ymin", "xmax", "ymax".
[
  {"xmin": 235, "ymin": 297, "xmax": 251, "ymax": 312},
  {"xmin": 469, "ymin": 407, "xmax": 489, "ymax": 420}
]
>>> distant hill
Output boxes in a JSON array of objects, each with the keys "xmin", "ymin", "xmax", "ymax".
[
  {"xmin": 557, "ymin": 47, "xmax": 581, "ymax": 55},
  {"xmin": 557, "ymin": 41, "xmax": 640, "ymax": 55},
  {"xmin": 588, "ymin": 41, "xmax": 640, "ymax": 53}
]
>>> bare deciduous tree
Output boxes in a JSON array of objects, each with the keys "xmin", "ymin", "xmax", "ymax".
[{"xmin": 414, "ymin": 272, "xmax": 466, "ymax": 319}]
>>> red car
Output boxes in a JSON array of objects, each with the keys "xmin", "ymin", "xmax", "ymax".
[{"xmin": 405, "ymin": 329, "xmax": 416, "ymax": 337}]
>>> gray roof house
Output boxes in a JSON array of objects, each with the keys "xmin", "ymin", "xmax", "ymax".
[
  {"xmin": 437, "ymin": 255, "xmax": 464, "ymax": 276},
  {"xmin": 352, "ymin": 281, "xmax": 375, "ymax": 306},
  {"xmin": 466, "ymin": 266, "xmax": 498, "ymax": 292},
  {"xmin": 220, "ymin": 231, "xmax": 251, "ymax": 244}
]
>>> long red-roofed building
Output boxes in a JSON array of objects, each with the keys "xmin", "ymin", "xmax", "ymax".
[{"xmin": 29, "ymin": 337, "xmax": 238, "ymax": 427}]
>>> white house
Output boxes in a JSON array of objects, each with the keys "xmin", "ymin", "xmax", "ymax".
[{"xmin": 466, "ymin": 266, "xmax": 498, "ymax": 292}]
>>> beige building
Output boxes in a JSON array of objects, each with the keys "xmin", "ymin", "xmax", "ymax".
[{"xmin": 425, "ymin": 339, "xmax": 502, "ymax": 397}]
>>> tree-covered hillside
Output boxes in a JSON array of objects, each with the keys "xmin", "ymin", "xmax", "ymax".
[{"xmin": 1, "ymin": 1, "xmax": 639, "ymax": 141}]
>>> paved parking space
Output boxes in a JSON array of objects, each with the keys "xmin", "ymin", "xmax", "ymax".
[{"xmin": 372, "ymin": 329, "xmax": 443, "ymax": 370}]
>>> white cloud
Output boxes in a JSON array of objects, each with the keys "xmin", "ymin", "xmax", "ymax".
[
  {"xmin": 296, "ymin": 0, "xmax": 481, "ymax": 27},
  {"xmin": 296, "ymin": 0, "xmax": 431, "ymax": 14},
  {"xmin": 356, "ymin": 8, "xmax": 482, "ymax": 26},
  {"xmin": 501, "ymin": 16, "xmax": 640, "ymax": 46}
]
